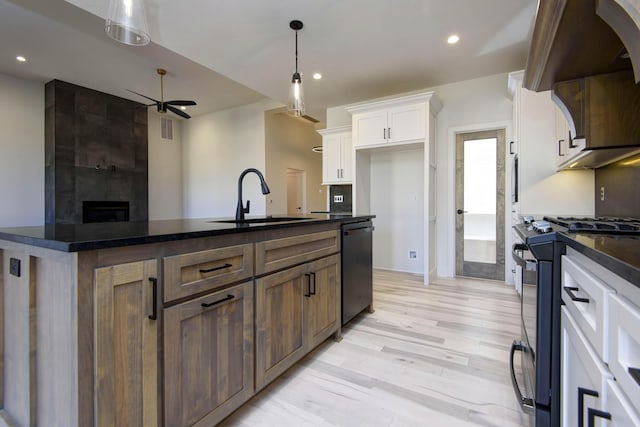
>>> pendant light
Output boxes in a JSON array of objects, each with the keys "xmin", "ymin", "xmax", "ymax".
[
  {"xmin": 105, "ymin": 0, "xmax": 151, "ymax": 46},
  {"xmin": 287, "ymin": 20, "xmax": 305, "ymax": 117}
]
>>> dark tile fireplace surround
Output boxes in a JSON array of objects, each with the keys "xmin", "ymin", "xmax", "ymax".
[{"xmin": 45, "ymin": 80, "xmax": 148, "ymax": 224}]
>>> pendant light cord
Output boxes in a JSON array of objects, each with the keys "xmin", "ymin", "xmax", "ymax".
[{"xmin": 295, "ymin": 30, "xmax": 299, "ymax": 74}]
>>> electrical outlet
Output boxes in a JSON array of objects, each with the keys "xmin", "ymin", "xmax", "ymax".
[
  {"xmin": 409, "ymin": 250, "xmax": 417, "ymax": 259},
  {"xmin": 600, "ymin": 186, "xmax": 605, "ymax": 201},
  {"xmin": 333, "ymin": 195, "xmax": 344, "ymax": 203}
]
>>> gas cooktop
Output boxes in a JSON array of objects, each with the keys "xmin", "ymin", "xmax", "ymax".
[{"xmin": 544, "ymin": 216, "xmax": 640, "ymax": 235}]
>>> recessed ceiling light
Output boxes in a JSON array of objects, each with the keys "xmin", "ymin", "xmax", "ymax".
[
  {"xmin": 180, "ymin": 106, "xmax": 187, "ymax": 110},
  {"xmin": 447, "ymin": 34, "xmax": 460, "ymax": 44},
  {"xmin": 313, "ymin": 73, "xmax": 322, "ymax": 80},
  {"xmin": 16, "ymin": 56, "xmax": 26, "ymax": 62}
]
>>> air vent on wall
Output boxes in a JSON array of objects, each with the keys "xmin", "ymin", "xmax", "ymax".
[{"xmin": 161, "ymin": 117, "xmax": 173, "ymax": 140}]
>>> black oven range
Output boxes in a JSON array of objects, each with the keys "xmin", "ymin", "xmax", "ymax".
[{"xmin": 510, "ymin": 216, "xmax": 640, "ymax": 427}]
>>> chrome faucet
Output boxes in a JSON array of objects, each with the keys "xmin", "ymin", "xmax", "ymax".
[{"xmin": 236, "ymin": 168, "xmax": 270, "ymax": 221}]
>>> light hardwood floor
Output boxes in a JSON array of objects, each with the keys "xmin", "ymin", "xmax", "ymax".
[{"xmin": 219, "ymin": 269, "xmax": 527, "ymax": 427}]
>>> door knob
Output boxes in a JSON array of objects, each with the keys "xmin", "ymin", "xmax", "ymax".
[{"xmin": 456, "ymin": 209, "xmax": 467, "ymax": 215}]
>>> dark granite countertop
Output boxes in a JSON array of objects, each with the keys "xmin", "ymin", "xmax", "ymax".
[
  {"xmin": 0, "ymin": 214, "xmax": 375, "ymax": 252},
  {"xmin": 559, "ymin": 232, "xmax": 640, "ymax": 288}
]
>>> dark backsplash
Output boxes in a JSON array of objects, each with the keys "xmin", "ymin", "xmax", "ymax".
[
  {"xmin": 329, "ymin": 185, "xmax": 352, "ymax": 213},
  {"xmin": 595, "ymin": 156, "xmax": 640, "ymax": 218},
  {"xmin": 45, "ymin": 80, "xmax": 148, "ymax": 224}
]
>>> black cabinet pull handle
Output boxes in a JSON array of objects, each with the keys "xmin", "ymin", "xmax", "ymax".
[
  {"xmin": 578, "ymin": 387, "xmax": 598, "ymax": 427},
  {"xmin": 383, "ymin": 128, "xmax": 386, "ymax": 139},
  {"xmin": 199, "ymin": 263, "xmax": 232, "ymax": 274},
  {"xmin": 564, "ymin": 286, "xmax": 590, "ymax": 303},
  {"xmin": 304, "ymin": 273, "xmax": 312, "ymax": 297},
  {"xmin": 629, "ymin": 367, "xmax": 640, "ymax": 386},
  {"xmin": 558, "ymin": 139, "xmax": 566, "ymax": 156},
  {"xmin": 201, "ymin": 294, "xmax": 234, "ymax": 308},
  {"xmin": 310, "ymin": 272, "xmax": 316, "ymax": 295},
  {"xmin": 509, "ymin": 140, "xmax": 515, "ymax": 155},
  {"xmin": 587, "ymin": 408, "xmax": 611, "ymax": 427},
  {"xmin": 148, "ymin": 277, "xmax": 158, "ymax": 320}
]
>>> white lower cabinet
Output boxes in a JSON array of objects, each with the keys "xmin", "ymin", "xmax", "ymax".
[
  {"xmin": 561, "ymin": 250, "xmax": 640, "ymax": 426},
  {"xmin": 606, "ymin": 380, "xmax": 640, "ymax": 426},
  {"xmin": 561, "ymin": 307, "xmax": 613, "ymax": 427}
]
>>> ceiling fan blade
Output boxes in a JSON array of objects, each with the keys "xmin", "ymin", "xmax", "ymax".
[
  {"xmin": 127, "ymin": 89, "xmax": 160, "ymax": 105},
  {"xmin": 166, "ymin": 104, "xmax": 191, "ymax": 119},
  {"xmin": 165, "ymin": 100, "xmax": 197, "ymax": 106}
]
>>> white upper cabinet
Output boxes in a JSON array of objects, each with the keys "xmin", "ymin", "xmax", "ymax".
[
  {"xmin": 554, "ymin": 105, "xmax": 587, "ymax": 170},
  {"xmin": 346, "ymin": 92, "xmax": 441, "ymax": 149},
  {"xmin": 317, "ymin": 126, "xmax": 352, "ymax": 185},
  {"xmin": 352, "ymin": 111, "xmax": 387, "ymax": 147}
]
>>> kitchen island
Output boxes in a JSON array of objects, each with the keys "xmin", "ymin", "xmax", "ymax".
[{"xmin": 0, "ymin": 214, "xmax": 373, "ymax": 427}]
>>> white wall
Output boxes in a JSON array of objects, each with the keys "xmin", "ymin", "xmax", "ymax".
[
  {"xmin": 264, "ymin": 110, "xmax": 325, "ymax": 215},
  {"xmin": 148, "ymin": 113, "xmax": 183, "ymax": 220},
  {"xmin": 181, "ymin": 99, "xmax": 281, "ymax": 218},
  {"xmin": 0, "ymin": 74, "xmax": 44, "ymax": 227},
  {"xmin": 370, "ymin": 148, "xmax": 424, "ymax": 274}
]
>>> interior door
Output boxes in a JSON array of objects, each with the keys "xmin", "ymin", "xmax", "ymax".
[
  {"xmin": 455, "ymin": 129, "xmax": 505, "ymax": 280},
  {"xmin": 286, "ymin": 168, "xmax": 305, "ymax": 214}
]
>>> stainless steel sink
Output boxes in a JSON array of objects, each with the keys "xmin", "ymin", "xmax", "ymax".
[{"xmin": 210, "ymin": 216, "xmax": 315, "ymax": 224}]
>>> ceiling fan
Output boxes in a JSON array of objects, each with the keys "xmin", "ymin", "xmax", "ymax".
[{"xmin": 128, "ymin": 68, "xmax": 196, "ymax": 119}]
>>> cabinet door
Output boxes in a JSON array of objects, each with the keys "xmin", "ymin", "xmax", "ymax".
[
  {"xmin": 387, "ymin": 103, "xmax": 425, "ymax": 143},
  {"xmin": 255, "ymin": 264, "xmax": 306, "ymax": 391},
  {"xmin": 323, "ymin": 134, "xmax": 343, "ymax": 184},
  {"xmin": 305, "ymin": 255, "xmax": 340, "ymax": 349},
  {"xmin": 340, "ymin": 134, "xmax": 353, "ymax": 182},
  {"xmin": 555, "ymin": 106, "xmax": 570, "ymax": 166},
  {"xmin": 561, "ymin": 308, "xmax": 613, "ymax": 427},
  {"xmin": 94, "ymin": 259, "xmax": 158, "ymax": 427},
  {"xmin": 606, "ymin": 380, "xmax": 640, "ymax": 427},
  {"xmin": 164, "ymin": 281, "xmax": 253, "ymax": 427},
  {"xmin": 353, "ymin": 110, "xmax": 388, "ymax": 147}
]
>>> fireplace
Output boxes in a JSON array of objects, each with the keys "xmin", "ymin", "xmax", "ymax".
[
  {"xmin": 45, "ymin": 80, "xmax": 148, "ymax": 224},
  {"xmin": 83, "ymin": 201, "xmax": 130, "ymax": 224}
]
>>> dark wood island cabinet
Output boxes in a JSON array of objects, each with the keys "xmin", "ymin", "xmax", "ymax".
[{"xmin": 0, "ymin": 215, "xmax": 373, "ymax": 427}]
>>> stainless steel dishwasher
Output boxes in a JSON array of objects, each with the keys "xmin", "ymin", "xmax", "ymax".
[{"xmin": 341, "ymin": 220, "xmax": 374, "ymax": 325}]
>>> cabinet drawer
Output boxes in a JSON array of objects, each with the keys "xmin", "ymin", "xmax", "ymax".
[
  {"xmin": 255, "ymin": 230, "xmax": 339, "ymax": 275},
  {"xmin": 163, "ymin": 244, "xmax": 253, "ymax": 302},
  {"xmin": 562, "ymin": 255, "xmax": 614, "ymax": 362},
  {"xmin": 608, "ymin": 294, "xmax": 640, "ymax": 415},
  {"xmin": 606, "ymin": 380, "xmax": 640, "ymax": 427}
]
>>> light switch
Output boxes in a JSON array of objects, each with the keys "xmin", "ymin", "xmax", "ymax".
[{"xmin": 333, "ymin": 195, "xmax": 344, "ymax": 203}]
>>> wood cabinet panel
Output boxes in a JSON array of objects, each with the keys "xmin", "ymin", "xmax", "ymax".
[
  {"xmin": 94, "ymin": 259, "xmax": 158, "ymax": 427},
  {"xmin": 255, "ymin": 230, "xmax": 339, "ymax": 275},
  {"xmin": 255, "ymin": 254, "xmax": 341, "ymax": 391},
  {"xmin": 255, "ymin": 265, "xmax": 306, "ymax": 391},
  {"xmin": 163, "ymin": 281, "xmax": 253, "ymax": 427},
  {"xmin": 163, "ymin": 243, "xmax": 253, "ymax": 302},
  {"xmin": 305, "ymin": 255, "xmax": 340, "ymax": 349}
]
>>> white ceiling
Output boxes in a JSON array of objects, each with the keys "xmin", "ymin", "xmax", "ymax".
[{"xmin": 0, "ymin": 0, "xmax": 537, "ymax": 123}]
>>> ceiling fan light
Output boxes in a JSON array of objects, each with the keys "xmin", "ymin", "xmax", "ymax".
[{"xmin": 105, "ymin": 0, "xmax": 151, "ymax": 46}]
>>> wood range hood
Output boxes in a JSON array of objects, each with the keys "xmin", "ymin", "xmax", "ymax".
[{"xmin": 523, "ymin": 0, "xmax": 640, "ymax": 168}]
